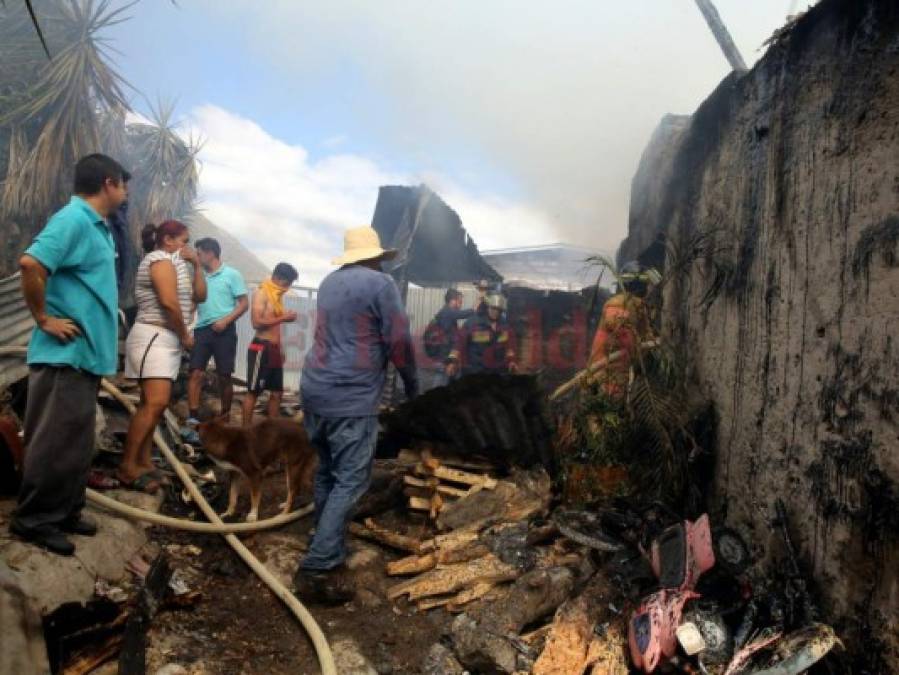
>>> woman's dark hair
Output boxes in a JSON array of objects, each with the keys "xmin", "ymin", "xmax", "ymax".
[{"xmin": 140, "ymin": 220, "xmax": 188, "ymax": 253}]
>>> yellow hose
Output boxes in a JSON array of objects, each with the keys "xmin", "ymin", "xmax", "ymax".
[
  {"xmin": 86, "ymin": 488, "xmax": 314, "ymax": 533},
  {"xmin": 98, "ymin": 379, "xmax": 336, "ymax": 675},
  {"xmin": 2, "ymin": 342, "xmax": 337, "ymax": 673}
]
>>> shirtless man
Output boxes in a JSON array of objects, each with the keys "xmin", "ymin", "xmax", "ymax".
[{"xmin": 241, "ymin": 263, "xmax": 299, "ymax": 426}]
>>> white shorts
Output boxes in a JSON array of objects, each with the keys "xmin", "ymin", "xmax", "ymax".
[{"xmin": 125, "ymin": 323, "xmax": 182, "ymax": 380}]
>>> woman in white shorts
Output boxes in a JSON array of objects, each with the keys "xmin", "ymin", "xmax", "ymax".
[{"xmin": 118, "ymin": 221, "xmax": 206, "ymax": 493}]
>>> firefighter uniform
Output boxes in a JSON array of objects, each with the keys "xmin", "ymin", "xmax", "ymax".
[{"xmin": 448, "ymin": 312, "xmax": 516, "ymax": 376}]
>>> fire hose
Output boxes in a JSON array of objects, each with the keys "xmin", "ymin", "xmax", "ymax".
[{"xmin": 0, "ymin": 347, "xmax": 336, "ymax": 675}]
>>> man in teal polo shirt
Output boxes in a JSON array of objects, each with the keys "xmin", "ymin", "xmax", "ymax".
[
  {"xmin": 183, "ymin": 237, "xmax": 248, "ymax": 440},
  {"xmin": 11, "ymin": 154, "xmax": 130, "ymax": 556}
]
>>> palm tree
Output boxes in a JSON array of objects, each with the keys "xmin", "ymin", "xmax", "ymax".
[
  {"xmin": 122, "ymin": 99, "xmax": 201, "ymax": 229},
  {"xmin": 0, "ymin": 0, "xmax": 132, "ymax": 226},
  {"xmin": 0, "ymin": 1, "xmax": 202, "ymax": 282}
]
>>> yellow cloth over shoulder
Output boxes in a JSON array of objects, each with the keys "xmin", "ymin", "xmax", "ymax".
[{"xmin": 260, "ymin": 279, "xmax": 287, "ymax": 316}]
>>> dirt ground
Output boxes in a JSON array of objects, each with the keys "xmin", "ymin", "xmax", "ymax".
[{"xmin": 142, "ymin": 466, "xmax": 451, "ymax": 675}]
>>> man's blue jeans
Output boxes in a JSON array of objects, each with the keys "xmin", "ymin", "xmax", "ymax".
[{"xmin": 301, "ymin": 412, "xmax": 379, "ymax": 572}]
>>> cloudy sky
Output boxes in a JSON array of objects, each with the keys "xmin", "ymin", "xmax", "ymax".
[{"xmin": 113, "ymin": 1, "xmax": 801, "ymax": 285}]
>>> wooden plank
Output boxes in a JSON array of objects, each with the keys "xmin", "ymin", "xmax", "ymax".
[
  {"xmin": 63, "ymin": 635, "xmax": 123, "ymax": 675},
  {"xmin": 416, "ymin": 462, "xmax": 498, "ymax": 489},
  {"xmin": 436, "ymin": 484, "xmax": 469, "ymax": 499},
  {"xmin": 421, "ymin": 447, "xmax": 494, "ymax": 472},
  {"xmin": 408, "ymin": 496, "xmax": 431, "ymax": 511},
  {"xmin": 404, "ymin": 474, "xmax": 471, "ymax": 499},
  {"xmin": 446, "ymin": 581, "xmax": 496, "ymax": 612},
  {"xmin": 387, "ymin": 554, "xmax": 519, "ymax": 601},
  {"xmin": 388, "ymin": 553, "xmax": 437, "ymax": 576},
  {"xmin": 118, "ymin": 554, "xmax": 172, "ymax": 675},
  {"xmin": 403, "ymin": 475, "xmax": 439, "ymax": 489},
  {"xmin": 416, "ymin": 595, "xmax": 455, "ymax": 611},
  {"xmin": 433, "ymin": 465, "xmax": 497, "ymax": 489},
  {"xmin": 387, "ymin": 542, "xmax": 490, "ymax": 576},
  {"xmin": 348, "ymin": 520, "xmax": 423, "ymax": 554},
  {"xmin": 429, "ymin": 493, "xmax": 444, "ymax": 520},
  {"xmin": 400, "ymin": 447, "xmax": 495, "ymax": 472}
]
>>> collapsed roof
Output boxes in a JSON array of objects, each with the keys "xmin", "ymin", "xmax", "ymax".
[
  {"xmin": 482, "ymin": 244, "xmax": 612, "ymax": 291},
  {"xmin": 371, "ymin": 185, "xmax": 501, "ymax": 287},
  {"xmin": 0, "ymin": 273, "xmax": 32, "ymax": 391}
]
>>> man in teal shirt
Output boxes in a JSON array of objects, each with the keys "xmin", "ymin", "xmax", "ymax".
[
  {"xmin": 11, "ymin": 154, "xmax": 130, "ymax": 556},
  {"xmin": 183, "ymin": 238, "xmax": 248, "ymax": 441}
]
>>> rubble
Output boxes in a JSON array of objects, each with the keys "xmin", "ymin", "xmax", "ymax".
[
  {"xmin": 0, "ymin": 562, "xmax": 50, "ymax": 675},
  {"xmin": 348, "ymin": 431, "xmax": 843, "ymax": 675},
  {"xmin": 451, "ymin": 566, "xmax": 576, "ymax": 673},
  {"xmin": 531, "ymin": 571, "xmax": 628, "ymax": 675}
]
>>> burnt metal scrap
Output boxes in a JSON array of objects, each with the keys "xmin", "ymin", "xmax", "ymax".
[{"xmin": 381, "ymin": 373, "xmax": 555, "ymax": 472}]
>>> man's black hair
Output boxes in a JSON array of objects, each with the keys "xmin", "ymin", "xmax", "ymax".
[
  {"xmin": 73, "ymin": 153, "xmax": 130, "ymax": 196},
  {"xmin": 195, "ymin": 237, "xmax": 221, "ymax": 259},
  {"xmin": 444, "ymin": 288, "xmax": 463, "ymax": 304},
  {"xmin": 272, "ymin": 262, "xmax": 298, "ymax": 285}
]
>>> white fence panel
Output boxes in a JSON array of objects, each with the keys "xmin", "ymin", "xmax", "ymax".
[
  {"xmin": 233, "ymin": 285, "xmax": 317, "ymax": 393},
  {"xmin": 232, "ymin": 284, "xmax": 478, "ymax": 393}
]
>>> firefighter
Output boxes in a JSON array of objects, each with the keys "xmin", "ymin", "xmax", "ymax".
[
  {"xmin": 474, "ymin": 279, "xmax": 491, "ymax": 315},
  {"xmin": 587, "ymin": 261, "xmax": 658, "ymax": 396},
  {"xmin": 446, "ymin": 293, "xmax": 518, "ymax": 377}
]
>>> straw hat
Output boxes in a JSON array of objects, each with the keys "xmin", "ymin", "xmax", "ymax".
[{"xmin": 331, "ymin": 226, "xmax": 398, "ymax": 266}]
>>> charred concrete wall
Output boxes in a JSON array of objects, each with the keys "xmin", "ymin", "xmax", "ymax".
[{"xmin": 621, "ymin": 0, "xmax": 899, "ymax": 666}]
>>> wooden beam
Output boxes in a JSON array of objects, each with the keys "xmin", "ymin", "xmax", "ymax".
[
  {"xmin": 388, "ymin": 554, "xmax": 519, "ymax": 601},
  {"xmin": 118, "ymin": 555, "xmax": 172, "ymax": 675},
  {"xmin": 348, "ymin": 520, "xmax": 423, "ymax": 554},
  {"xmin": 416, "ymin": 462, "xmax": 498, "ymax": 489},
  {"xmin": 387, "ymin": 542, "xmax": 490, "ymax": 576}
]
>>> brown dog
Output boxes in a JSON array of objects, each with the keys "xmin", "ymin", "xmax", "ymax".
[{"xmin": 198, "ymin": 416, "xmax": 317, "ymax": 522}]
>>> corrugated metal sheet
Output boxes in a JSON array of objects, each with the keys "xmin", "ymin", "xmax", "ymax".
[
  {"xmin": 482, "ymin": 244, "xmax": 613, "ymax": 291},
  {"xmin": 0, "ymin": 273, "xmax": 33, "ymax": 391},
  {"xmin": 372, "ymin": 185, "xmax": 501, "ymax": 286}
]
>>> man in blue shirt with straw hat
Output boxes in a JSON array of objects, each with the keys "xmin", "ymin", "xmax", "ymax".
[{"xmin": 294, "ymin": 225, "xmax": 418, "ymax": 603}]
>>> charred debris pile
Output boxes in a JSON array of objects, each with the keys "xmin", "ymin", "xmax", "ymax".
[{"xmin": 355, "ymin": 372, "xmax": 845, "ymax": 674}]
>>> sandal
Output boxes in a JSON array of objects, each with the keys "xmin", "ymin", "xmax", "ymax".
[
  {"xmin": 87, "ymin": 470, "xmax": 121, "ymax": 490},
  {"xmin": 118, "ymin": 471, "xmax": 162, "ymax": 495}
]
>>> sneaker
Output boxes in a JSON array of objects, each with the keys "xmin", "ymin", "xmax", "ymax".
[
  {"xmin": 61, "ymin": 516, "xmax": 98, "ymax": 537},
  {"xmin": 180, "ymin": 417, "xmax": 201, "ymax": 445},
  {"xmin": 9, "ymin": 521, "xmax": 75, "ymax": 556},
  {"xmin": 292, "ymin": 568, "xmax": 355, "ymax": 605}
]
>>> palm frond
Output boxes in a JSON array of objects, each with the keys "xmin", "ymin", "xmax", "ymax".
[
  {"xmin": 585, "ymin": 253, "xmax": 624, "ymax": 290},
  {"xmin": 1, "ymin": 0, "xmax": 133, "ymax": 223},
  {"xmin": 121, "ymin": 98, "xmax": 201, "ymax": 233}
]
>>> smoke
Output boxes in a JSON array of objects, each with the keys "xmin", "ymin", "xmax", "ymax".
[{"xmin": 195, "ymin": 1, "xmax": 789, "ymax": 251}]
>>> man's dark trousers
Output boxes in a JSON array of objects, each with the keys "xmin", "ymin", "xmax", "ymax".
[
  {"xmin": 300, "ymin": 413, "xmax": 379, "ymax": 571},
  {"xmin": 13, "ymin": 366, "xmax": 100, "ymax": 531}
]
